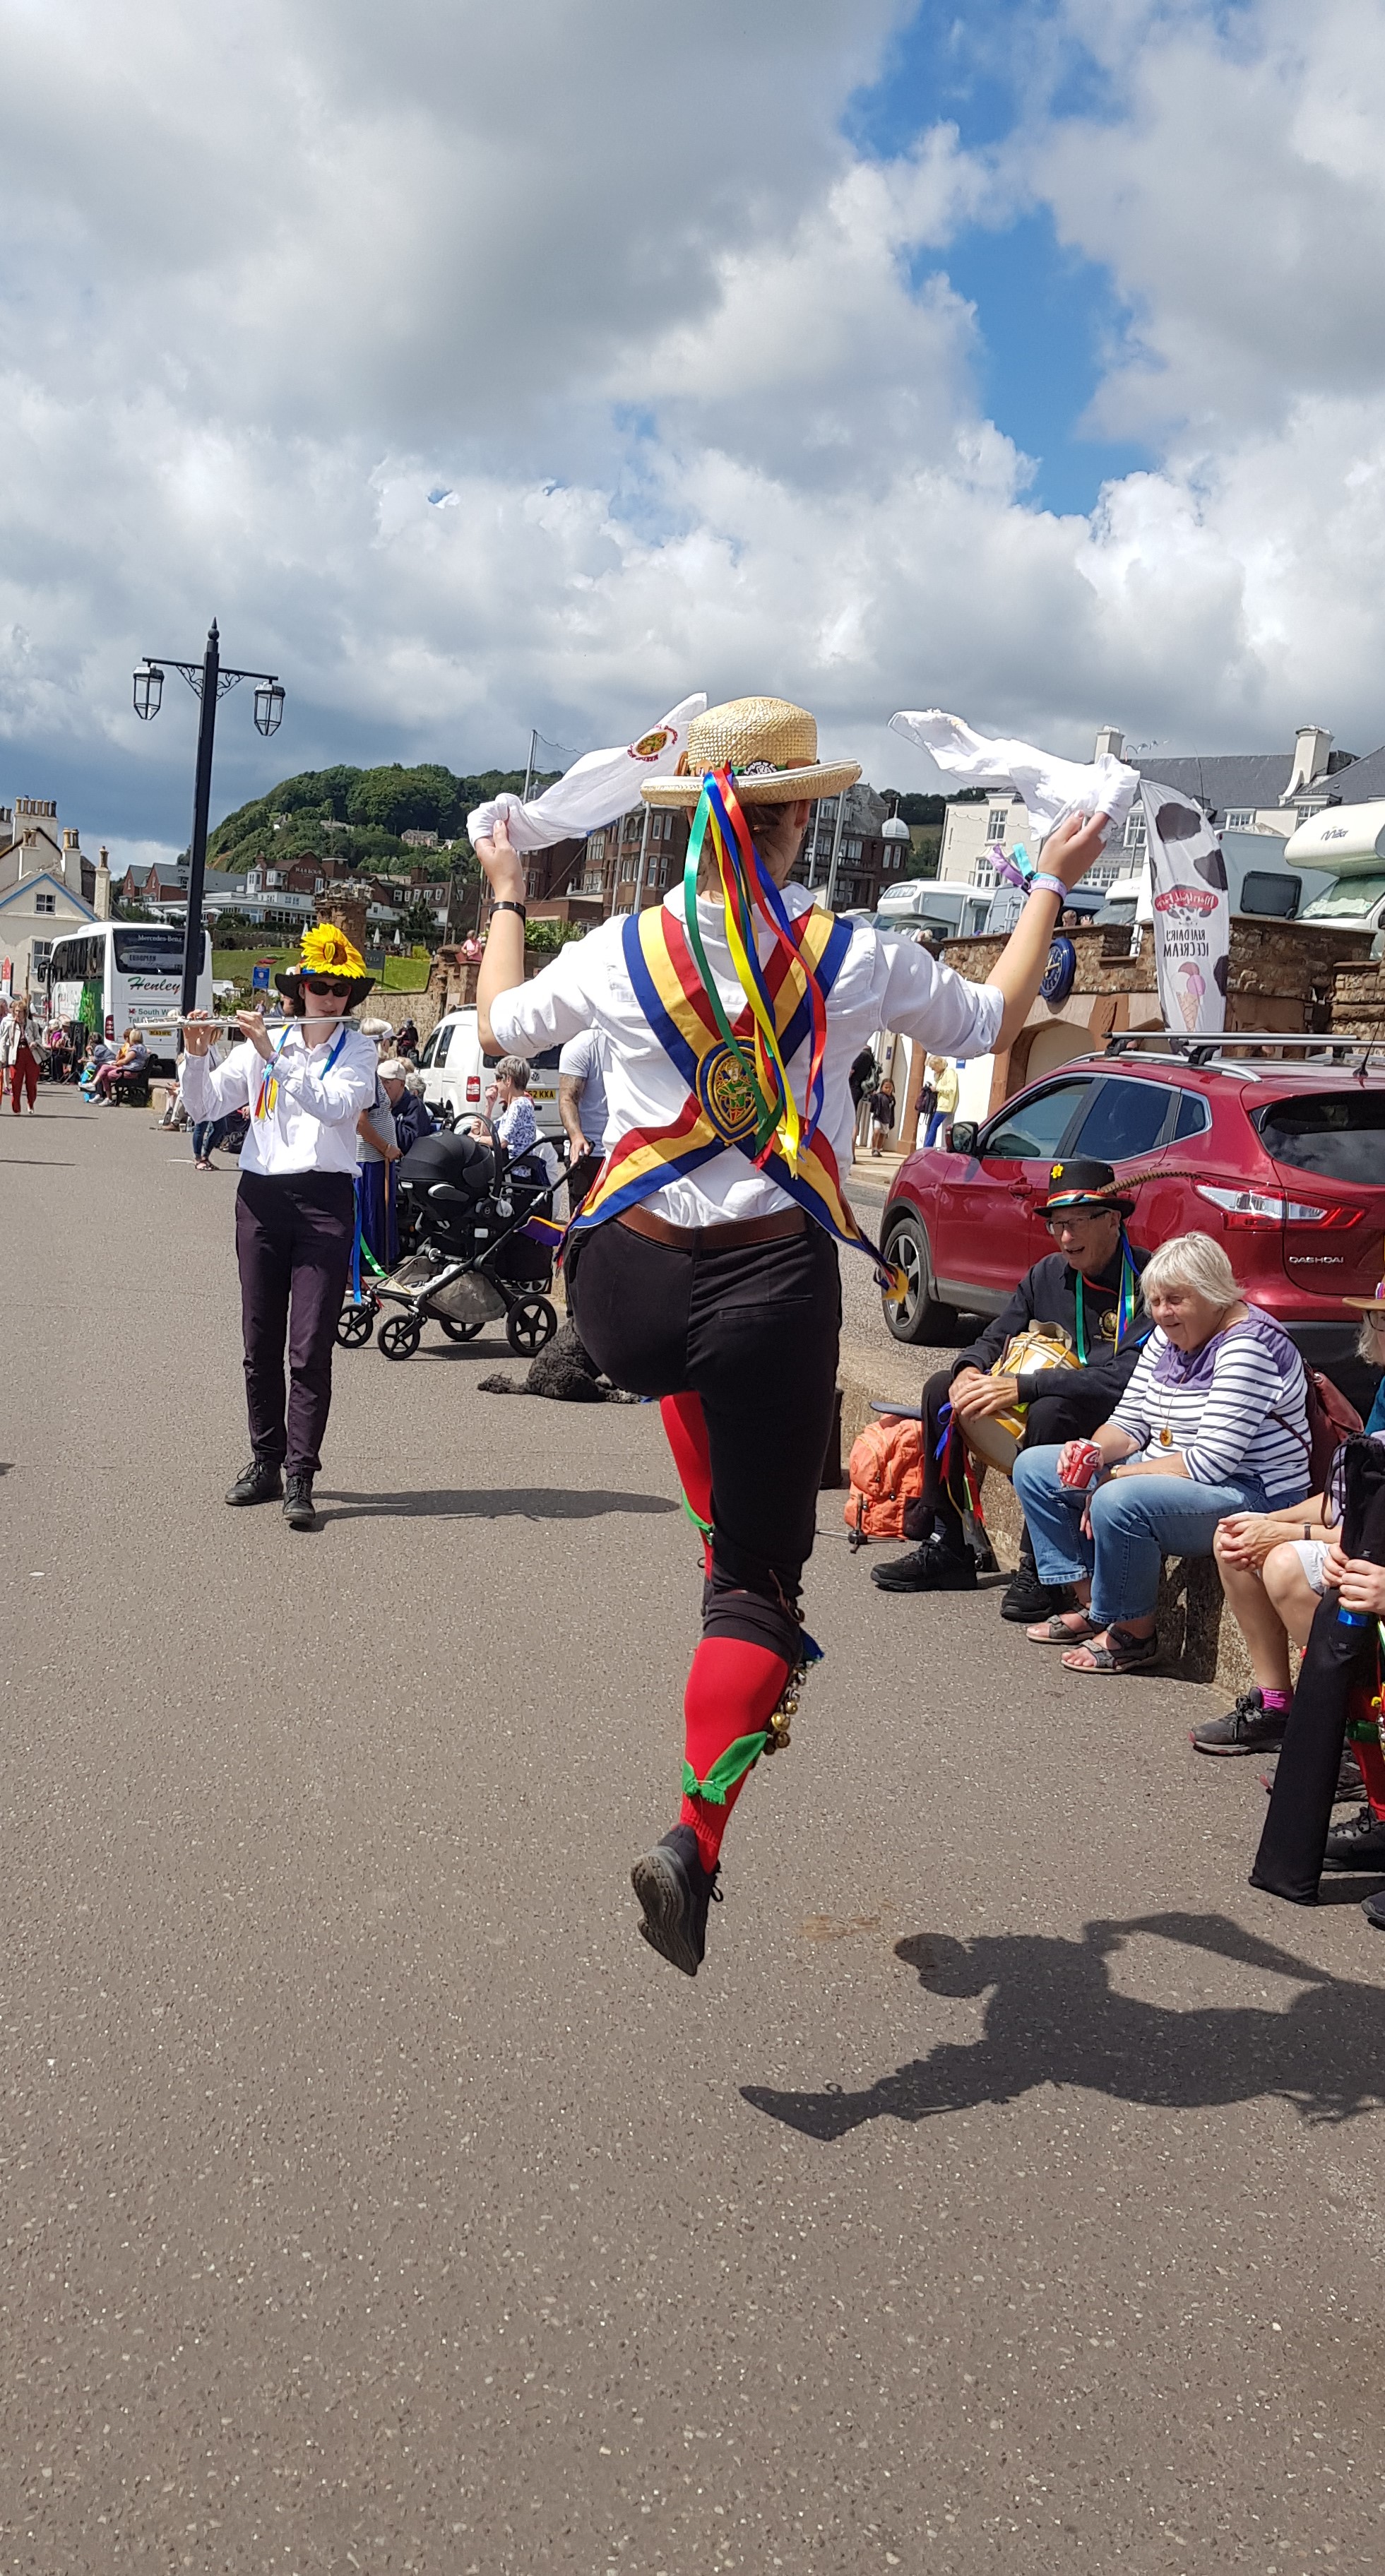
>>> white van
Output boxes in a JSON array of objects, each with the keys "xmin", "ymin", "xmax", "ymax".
[
  {"xmin": 1285, "ymin": 803, "xmax": 1385, "ymax": 944},
  {"xmin": 46, "ymin": 923, "xmax": 212, "ymax": 1074},
  {"xmin": 416, "ymin": 1009, "xmax": 564, "ymax": 1139}
]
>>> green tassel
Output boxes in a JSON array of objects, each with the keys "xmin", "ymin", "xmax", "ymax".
[
  {"xmin": 680, "ymin": 1493, "xmax": 713, "ymax": 1539},
  {"xmin": 682, "ymin": 1731, "xmax": 770, "ymax": 1806}
]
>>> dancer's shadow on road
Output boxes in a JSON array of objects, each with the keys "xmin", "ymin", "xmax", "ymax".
[
  {"xmin": 742, "ymin": 1911, "xmax": 1385, "ymax": 2141},
  {"xmin": 318, "ymin": 1485, "xmax": 678, "ymax": 1524}
]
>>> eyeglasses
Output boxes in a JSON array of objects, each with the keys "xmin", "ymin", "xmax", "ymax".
[
  {"xmin": 303, "ymin": 977, "xmax": 352, "ymax": 996},
  {"xmin": 1364, "ymin": 1309, "xmax": 1385, "ymax": 1329}
]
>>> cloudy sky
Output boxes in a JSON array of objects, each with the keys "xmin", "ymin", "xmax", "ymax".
[{"xmin": 4, "ymin": 0, "xmax": 1385, "ymax": 862}]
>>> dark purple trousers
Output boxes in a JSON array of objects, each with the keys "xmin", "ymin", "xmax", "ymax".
[{"xmin": 234, "ymin": 1171, "xmax": 355, "ymax": 1477}]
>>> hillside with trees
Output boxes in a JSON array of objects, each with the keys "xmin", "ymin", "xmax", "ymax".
[{"xmin": 209, "ymin": 761, "xmax": 561, "ymax": 877}]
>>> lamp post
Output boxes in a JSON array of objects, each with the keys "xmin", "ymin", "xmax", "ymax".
[{"xmin": 133, "ymin": 621, "xmax": 284, "ymax": 1012}]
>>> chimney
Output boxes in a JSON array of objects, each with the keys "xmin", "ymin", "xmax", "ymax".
[
  {"xmin": 1093, "ymin": 725, "xmax": 1124, "ymax": 761},
  {"xmin": 61, "ymin": 826, "xmax": 81, "ymax": 889},
  {"xmin": 94, "ymin": 847, "xmax": 112, "ymax": 920},
  {"xmin": 1288, "ymin": 725, "xmax": 1333, "ymax": 795}
]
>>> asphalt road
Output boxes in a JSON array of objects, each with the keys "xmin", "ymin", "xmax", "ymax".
[{"xmin": 4, "ymin": 1091, "xmax": 1384, "ymax": 2576}]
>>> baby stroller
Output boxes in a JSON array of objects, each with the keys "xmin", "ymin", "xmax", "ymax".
[{"xmin": 336, "ymin": 1127, "xmax": 564, "ymax": 1363}]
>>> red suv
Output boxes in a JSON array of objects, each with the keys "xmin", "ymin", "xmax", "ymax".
[{"xmin": 880, "ymin": 1034, "xmax": 1385, "ymax": 1406}]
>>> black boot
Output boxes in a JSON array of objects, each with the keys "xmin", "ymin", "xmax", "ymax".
[
  {"xmin": 283, "ymin": 1471, "xmax": 317, "ymax": 1531},
  {"xmin": 225, "ymin": 1457, "xmax": 283, "ymax": 1507},
  {"xmin": 871, "ymin": 1539, "xmax": 976, "ymax": 1594},
  {"xmin": 1000, "ymin": 1562, "xmax": 1073, "ymax": 1623},
  {"xmin": 631, "ymin": 1824, "xmax": 720, "ymax": 1976}
]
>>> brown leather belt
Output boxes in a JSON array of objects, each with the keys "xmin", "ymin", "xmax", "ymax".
[{"xmin": 617, "ymin": 1204, "xmax": 808, "ymax": 1254}]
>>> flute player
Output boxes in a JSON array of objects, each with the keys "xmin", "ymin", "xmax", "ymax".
[{"xmin": 179, "ymin": 924, "xmax": 379, "ymax": 1532}]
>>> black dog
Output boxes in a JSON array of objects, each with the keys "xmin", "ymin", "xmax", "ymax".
[{"xmin": 477, "ymin": 1319, "xmax": 637, "ymax": 1403}]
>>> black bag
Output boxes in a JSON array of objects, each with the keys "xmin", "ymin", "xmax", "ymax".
[{"xmin": 1250, "ymin": 1434, "xmax": 1385, "ymax": 1904}]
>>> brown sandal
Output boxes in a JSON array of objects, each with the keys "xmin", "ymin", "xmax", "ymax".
[{"xmin": 1027, "ymin": 1610, "xmax": 1101, "ymax": 1645}]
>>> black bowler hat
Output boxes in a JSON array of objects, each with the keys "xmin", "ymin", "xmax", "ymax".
[{"xmin": 1036, "ymin": 1157, "xmax": 1136, "ymax": 1221}]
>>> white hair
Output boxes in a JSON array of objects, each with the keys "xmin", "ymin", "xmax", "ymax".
[{"xmin": 1141, "ymin": 1230, "xmax": 1240, "ymax": 1310}]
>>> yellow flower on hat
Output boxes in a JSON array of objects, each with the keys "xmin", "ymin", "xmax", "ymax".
[
  {"xmin": 299, "ymin": 922, "xmax": 367, "ymax": 979},
  {"xmin": 1051, "ymin": 1163, "xmax": 1064, "ymax": 1179}
]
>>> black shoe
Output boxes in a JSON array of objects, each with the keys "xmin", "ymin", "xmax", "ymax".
[
  {"xmin": 1323, "ymin": 1805, "xmax": 1385, "ymax": 1870},
  {"xmin": 870, "ymin": 1540, "xmax": 977, "ymax": 1595},
  {"xmin": 1259, "ymin": 1747, "xmax": 1363, "ymax": 1803},
  {"xmin": 1191, "ymin": 1688, "xmax": 1288, "ymax": 1757},
  {"xmin": 631, "ymin": 1824, "xmax": 720, "ymax": 1976},
  {"xmin": 225, "ymin": 1457, "xmax": 283, "ymax": 1507},
  {"xmin": 1000, "ymin": 1564, "xmax": 1073, "ymax": 1624},
  {"xmin": 1362, "ymin": 1891, "xmax": 1385, "ymax": 1931},
  {"xmin": 283, "ymin": 1472, "xmax": 317, "ymax": 1531}
]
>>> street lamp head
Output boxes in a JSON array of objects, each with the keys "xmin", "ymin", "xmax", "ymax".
[
  {"xmin": 253, "ymin": 679, "xmax": 285, "ymax": 737},
  {"xmin": 133, "ymin": 663, "xmax": 165, "ymax": 721}
]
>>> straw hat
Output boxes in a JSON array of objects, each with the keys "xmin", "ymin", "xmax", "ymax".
[
  {"xmin": 1343, "ymin": 1276, "xmax": 1385, "ymax": 1313},
  {"xmin": 641, "ymin": 696, "xmax": 860, "ymax": 808}
]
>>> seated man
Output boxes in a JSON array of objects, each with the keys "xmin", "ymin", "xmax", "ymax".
[{"xmin": 872, "ymin": 1158, "xmax": 1151, "ymax": 1619}]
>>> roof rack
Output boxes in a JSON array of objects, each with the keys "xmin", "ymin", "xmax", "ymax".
[{"xmin": 1102, "ymin": 1030, "xmax": 1384, "ymax": 1072}]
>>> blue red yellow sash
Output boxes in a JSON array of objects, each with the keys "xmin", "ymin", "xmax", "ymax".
[{"xmin": 568, "ymin": 899, "xmax": 888, "ymax": 1270}]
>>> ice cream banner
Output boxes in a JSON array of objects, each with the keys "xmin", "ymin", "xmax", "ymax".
[
  {"xmin": 1143, "ymin": 780, "xmax": 1229, "ymax": 1035},
  {"xmin": 466, "ymin": 692, "xmax": 708, "ymax": 855}
]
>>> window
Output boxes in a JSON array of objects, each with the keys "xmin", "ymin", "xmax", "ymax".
[
  {"xmin": 432, "ymin": 1023, "xmax": 454, "ymax": 1067},
  {"xmin": 418, "ymin": 1027, "xmax": 441, "ymax": 1067},
  {"xmin": 845, "ymin": 837, "xmax": 862, "ymax": 859},
  {"xmin": 970, "ymin": 857, "xmax": 995, "ymax": 890},
  {"xmin": 1072, "ymin": 1077, "xmax": 1175, "ymax": 1165},
  {"xmin": 35, "ymin": 889, "xmax": 55, "ymax": 915},
  {"xmin": 1225, "ymin": 807, "xmax": 1254, "ymax": 829},
  {"xmin": 1122, "ymin": 807, "xmax": 1147, "ymax": 849},
  {"xmin": 986, "ymin": 807, "xmax": 1009, "ymax": 841},
  {"xmin": 1173, "ymin": 1091, "xmax": 1211, "ymax": 1141},
  {"xmin": 1240, "ymin": 870, "xmax": 1300, "ymax": 920},
  {"xmin": 31, "ymin": 942, "xmax": 52, "ymax": 972},
  {"xmin": 1254, "ymin": 1091, "xmax": 1385, "ymax": 1187},
  {"xmin": 1295, "ymin": 804, "xmax": 1315, "ymax": 826},
  {"xmin": 980, "ymin": 1076, "xmax": 1095, "ymax": 1163},
  {"xmin": 114, "ymin": 929, "xmax": 203, "ymax": 973}
]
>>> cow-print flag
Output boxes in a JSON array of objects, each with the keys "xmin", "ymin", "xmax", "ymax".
[{"xmin": 1143, "ymin": 782, "xmax": 1230, "ymax": 1035}]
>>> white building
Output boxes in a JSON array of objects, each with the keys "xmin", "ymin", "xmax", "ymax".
[{"xmin": 0, "ymin": 798, "xmax": 97, "ymax": 997}]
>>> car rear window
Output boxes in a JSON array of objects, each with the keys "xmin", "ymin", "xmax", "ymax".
[{"xmin": 1255, "ymin": 1091, "xmax": 1385, "ymax": 1185}]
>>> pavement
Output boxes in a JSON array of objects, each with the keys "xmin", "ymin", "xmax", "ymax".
[{"xmin": 4, "ymin": 1091, "xmax": 1385, "ymax": 2576}]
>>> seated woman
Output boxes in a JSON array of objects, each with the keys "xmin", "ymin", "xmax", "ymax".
[
  {"xmin": 92, "ymin": 1028, "xmax": 148, "ymax": 1101},
  {"xmin": 1013, "ymin": 1231, "xmax": 1312, "ymax": 1675}
]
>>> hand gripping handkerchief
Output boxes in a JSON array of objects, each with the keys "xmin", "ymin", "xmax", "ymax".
[
  {"xmin": 466, "ymin": 692, "xmax": 708, "ymax": 855},
  {"xmin": 889, "ymin": 710, "xmax": 1140, "ymax": 842}
]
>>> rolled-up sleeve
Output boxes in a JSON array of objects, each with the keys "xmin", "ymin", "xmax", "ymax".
[
  {"xmin": 180, "ymin": 1046, "xmax": 252, "ymax": 1120},
  {"xmin": 873, "ymin": 939, "xmax": 1004, "ymax": 1059}
]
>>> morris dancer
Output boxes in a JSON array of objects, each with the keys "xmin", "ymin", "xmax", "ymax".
[
  {"xmin": 181, "ymin": 924, "xmax": 379, "ymax": 1531},
  {"xmin": 476, "ymin": 696, "xmax": 1107, "ymax": 1976}
]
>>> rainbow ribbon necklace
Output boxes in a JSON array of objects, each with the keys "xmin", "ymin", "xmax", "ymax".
[
  {"xmin": 1073, "ymin": 1235, "xmax": 1141, "ymax": 1363},
  {"xmin": 254, "ymin": 1021, "xmax": 347, "ymax": 1121},
  {"xmin": 680, "ymin": 767, "xmax": 828, "ymax": 1175}
]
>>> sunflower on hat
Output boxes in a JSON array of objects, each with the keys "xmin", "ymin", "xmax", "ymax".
[{"xmin": 274, "ymin": 922, "xmax": 374, "ymax": 1006}]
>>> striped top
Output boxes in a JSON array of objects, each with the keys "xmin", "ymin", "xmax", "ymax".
[{"xmin": 1111, "ymin": 1311, "xmax": 1311, "ymax": 1504}]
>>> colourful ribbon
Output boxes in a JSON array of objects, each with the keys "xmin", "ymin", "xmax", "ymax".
[{"xmin": 680, "ymin": 767, "xmax": 828, "ymax": 1175}]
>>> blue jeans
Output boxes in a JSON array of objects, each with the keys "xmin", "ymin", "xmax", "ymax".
[
  {"xmin": 924, "ymin": 1110, "xmax": 949, "ymax": 1148},
  {"xmin": 192, "ymin": 1116, "xmax": 234, "ymax": 1162},
  {"xmin": 1011, "ymin": 1444, "xmax": 1276, "ymax": 1627}
]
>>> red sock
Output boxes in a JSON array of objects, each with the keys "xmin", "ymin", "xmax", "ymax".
[
  {"xmin": 679, "ymin": 1633, "xmax": 792, "ymax": 1874},
  {"xmin": 661, "ymin": 1393, "xmax": 714, "ymax": 1572}
]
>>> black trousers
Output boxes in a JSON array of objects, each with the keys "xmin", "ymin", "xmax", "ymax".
[
  {"xmin": 571, "ymin": 1218, "xmax": 840, "ymax": 1661},
  {"xmin": 234, "ymin": 1171, "xmax": 356, "ymax": 1477},
  {"xmin": 903, "ymin": 1365, "xmax": 1111, "ymax": 1556}
]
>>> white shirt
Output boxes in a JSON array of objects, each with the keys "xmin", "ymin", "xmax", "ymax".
[
  {"xmin": 180, "ymin": 1022, "xmax": 379, "ymax": 1177},
  {"xmin": 558, "ymin": 1026, "xmax": 612, "ymax": 1148},
  {"xmin": 489, "ymin": 883, "xmax": 1003, "ymax": 1228}
]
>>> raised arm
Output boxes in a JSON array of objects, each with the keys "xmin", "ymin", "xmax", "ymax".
[
  {"xmin": 475, "ymin": 818, "xmax": 528, "ymax": 1055},
  {"xmin": 985, "ymin": 812, "xmax": 1111, "ymax": 1048}
]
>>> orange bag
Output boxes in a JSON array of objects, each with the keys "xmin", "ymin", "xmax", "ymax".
[{"xmin": 844, "ymin": 1414, "xmax": 925, "ymax": 1541}]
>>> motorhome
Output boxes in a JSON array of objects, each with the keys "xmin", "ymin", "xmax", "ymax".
[{"xmin": 1286, "ymin": 802, "xmax": 1385, "ymax": 946}]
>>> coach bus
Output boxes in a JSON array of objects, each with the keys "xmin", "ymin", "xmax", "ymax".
[{"xmin": 44, "ymin": 924, "xmax": 212, "ymax": 1074}]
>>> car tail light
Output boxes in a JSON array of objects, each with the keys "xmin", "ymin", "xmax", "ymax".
[
  {"xmin": 1196, "ymin": 1184, "xmax": 1361, "ymax": 1230},
  {"xmin": 465, "ymin": 1075, "xmax": 480, "ymax": 1102}
]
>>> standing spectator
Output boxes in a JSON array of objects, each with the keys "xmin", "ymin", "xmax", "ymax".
[
  {"xmin": 44, "ymin": 1018, "xmax": 70, "ymax": 1085},
  {"xmin": 849, "ymin": 1045, "xmax": 877, "ymax": 1150},
  {"xmin": 1, "ymin": 1002, "xmax": 42, "ymax": 1113},
  {"xmin": 913, "ymin": 1060, "xmax": 938, "ymax": 1148},
  {"xmin": 867, "ymin": 1076, "xmax": 897, "ymax": 1157},
  {"xmin": 924, "ymin": 1055, "xmax": 958, "ymax": 1148},
  {"xmin": 190, "ymin": 1036, "xmax": 230, "ymax": 1166},
  {"xmin": 355, "ymin": 1062, "xmax": 400, "ymax": 1271},
  {"xmin": 559, "ymin": 1026, "xmax": 612, "ymax": 1213}
]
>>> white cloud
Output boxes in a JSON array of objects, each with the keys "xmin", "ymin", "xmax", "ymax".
[{"xmin": 6, "ymin": 0, "xmax": 1385, "ymax": 852}]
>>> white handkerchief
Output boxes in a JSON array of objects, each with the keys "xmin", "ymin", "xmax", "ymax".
[
  {"xmin": 889, "ymin": 710, "xmax": 1139, "ymax": 840},
  {"xmin": 467, "ymin": 693, "xmax": 708, "ymax": 855}
]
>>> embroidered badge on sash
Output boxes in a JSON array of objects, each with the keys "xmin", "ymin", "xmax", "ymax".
[{"xmin": 696, "ymin": 1041, "xmax": 761, "ymax": 1146}]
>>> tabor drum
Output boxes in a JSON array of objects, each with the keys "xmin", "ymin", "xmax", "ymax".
[{"xmin": 958, "ymin": 1323, "xmax": 1081, "ymax": 1477}]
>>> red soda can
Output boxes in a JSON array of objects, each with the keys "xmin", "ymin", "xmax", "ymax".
[{"xmin": 1059, "ymin": 1440, "xmax": 1103, "ymax": 1490}]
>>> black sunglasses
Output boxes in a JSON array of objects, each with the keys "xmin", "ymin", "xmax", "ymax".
[{"xmin": 302, "ymin": 976, "xmax": 352, "ymax": 996}]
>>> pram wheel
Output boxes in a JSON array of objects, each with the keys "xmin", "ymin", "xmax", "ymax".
[
  {"xmin": 438, "ymin": 1316, "xmax": 484, "ymax": 1343},
  {"xmin": 505, "ymin": 1294, "xmax": 557, "ymax": 1357},
  {"xmin": 336, "ymin": 1301, "xmax": 376, "ymax": 1348},
  {"xmin": 379, "ymin": 1314, "xmax": 422, "ymax": 1361}
]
